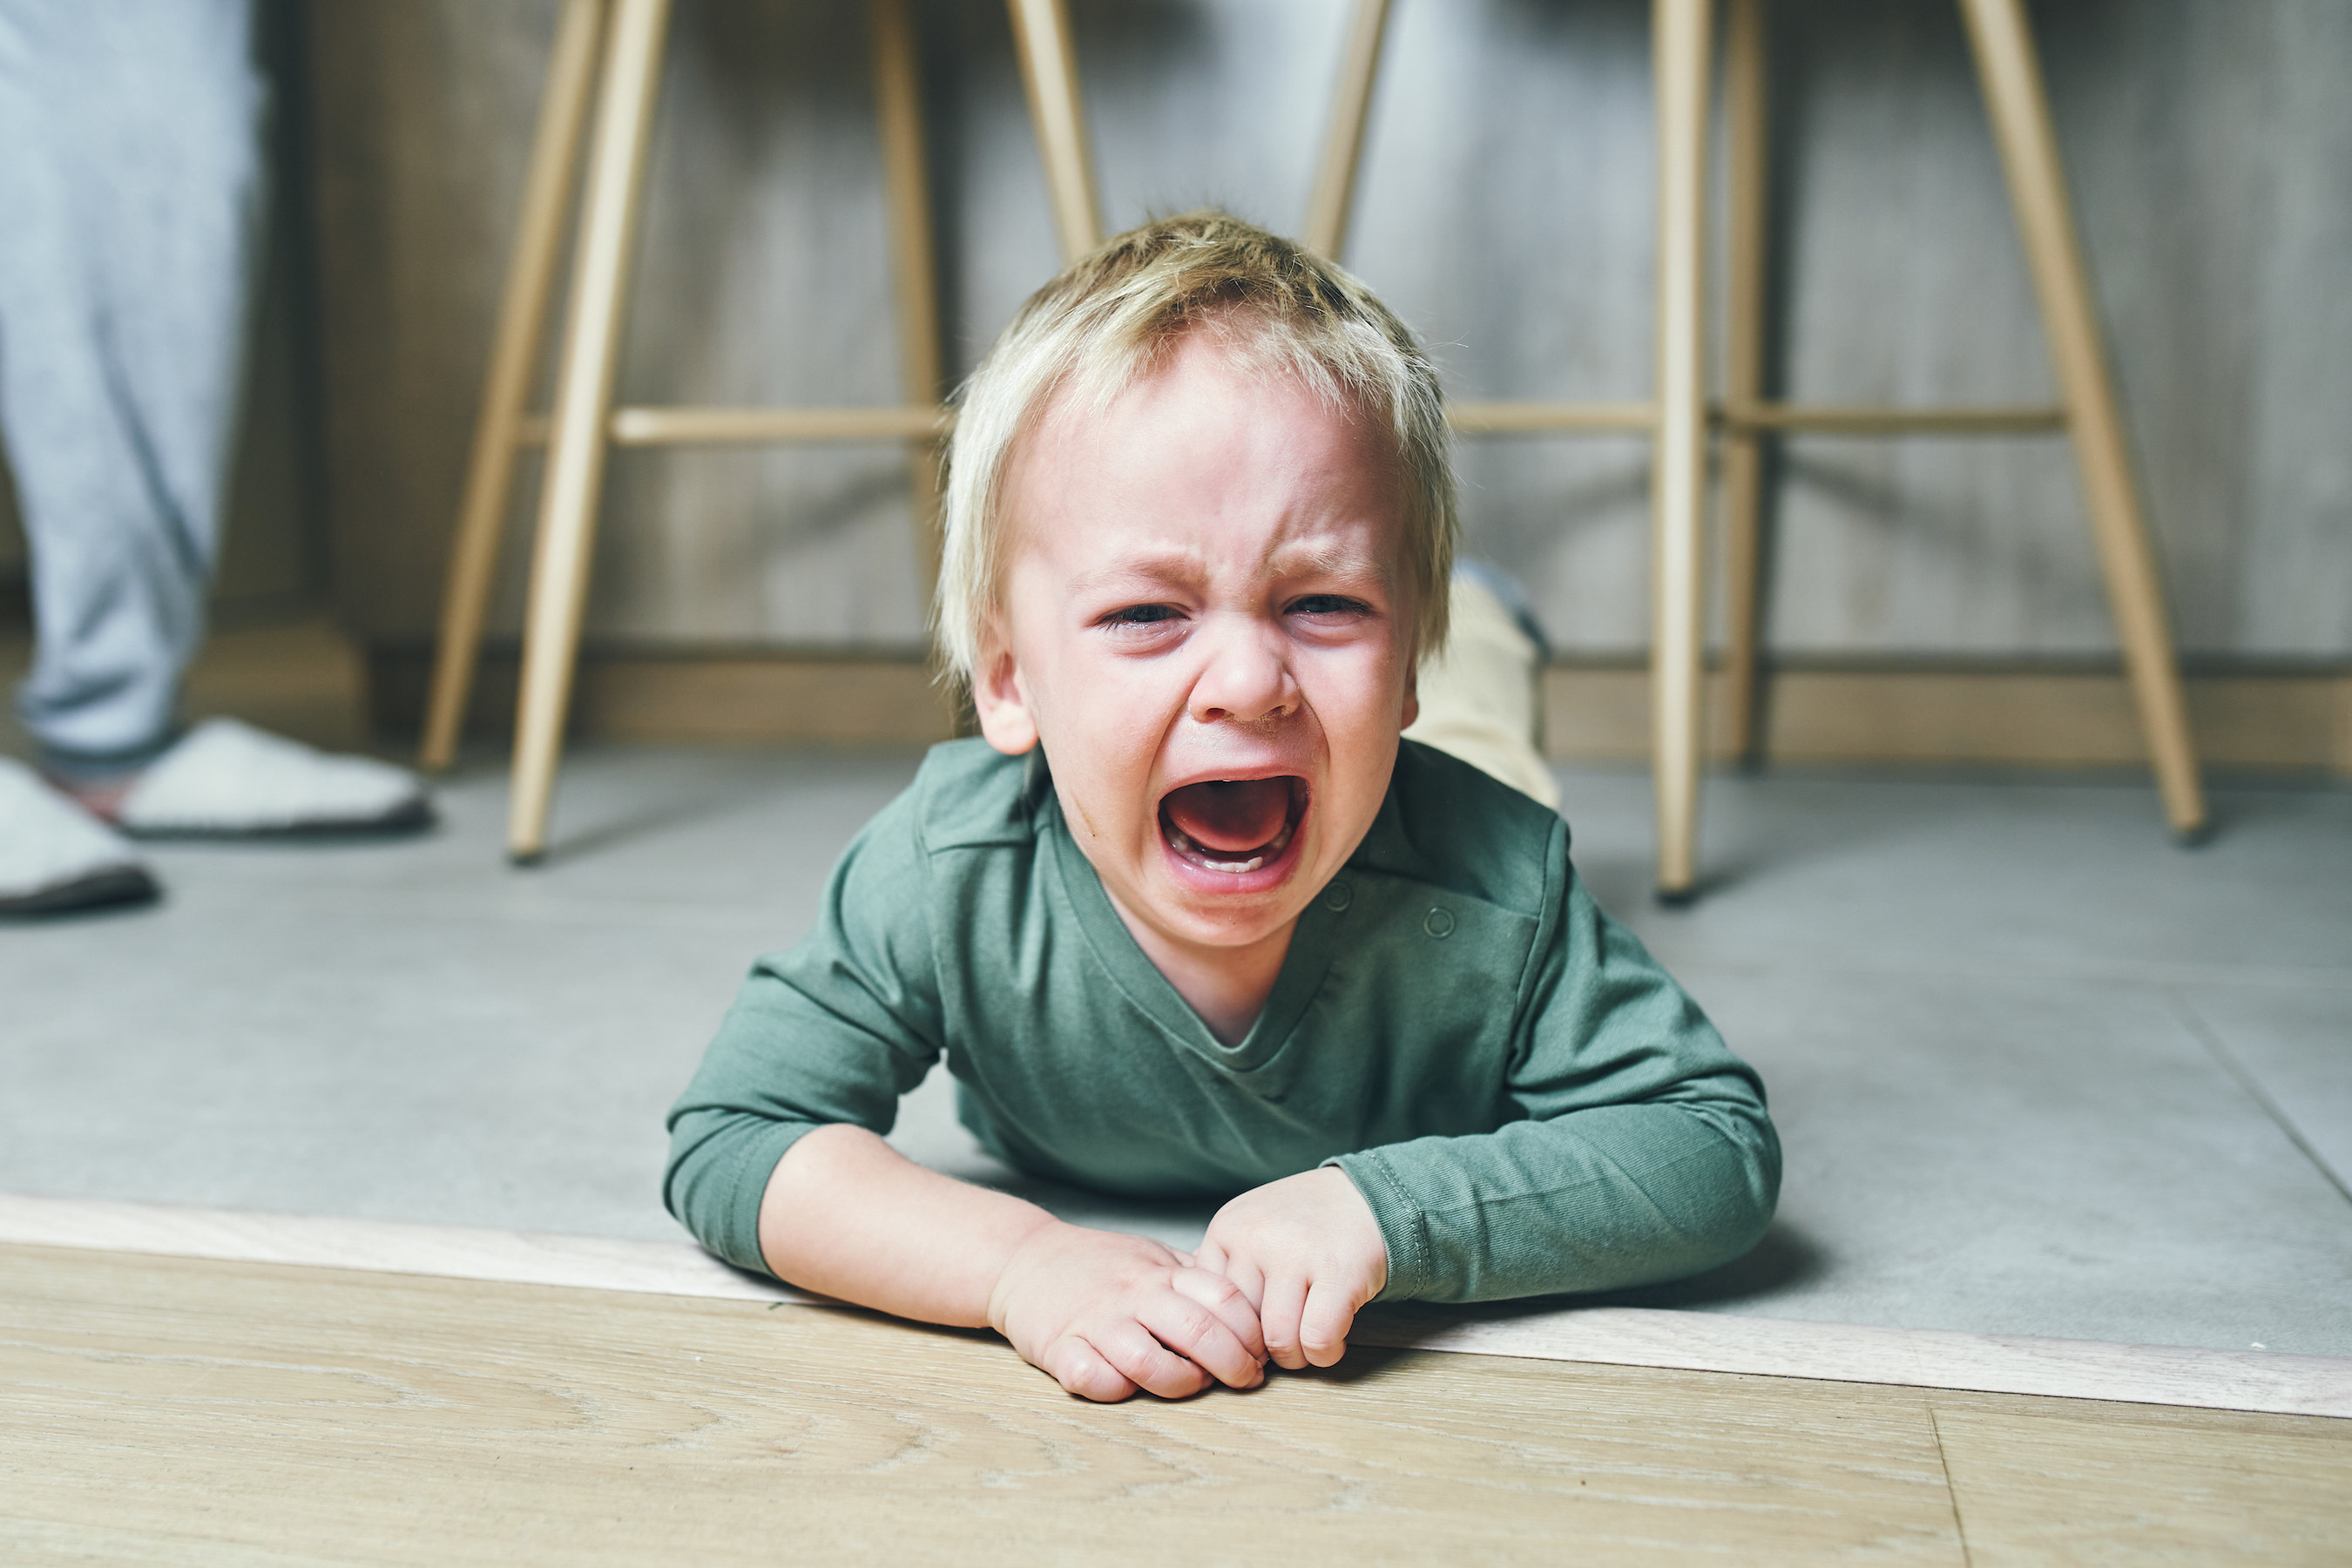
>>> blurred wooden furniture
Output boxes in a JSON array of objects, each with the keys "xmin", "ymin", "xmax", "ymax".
[
  {"xmin": 420, "ymin": 0, "xmax": 950, "ymax": 863},
  {"xmin": 1007, "ymin": 0, "xmax": 1098, "ymax": 262},
  {"xmin": 1298, "ymin": 0, "xmax": 2210, "ymax": 900}
]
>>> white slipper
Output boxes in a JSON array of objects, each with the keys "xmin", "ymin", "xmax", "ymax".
[
  {"xmin": 115, "ymin": 718, "xmax": 433, "ymax": 839},
  {"xmin": 0, "ymin": 756, "xmax": 159, "ymax": 916}
]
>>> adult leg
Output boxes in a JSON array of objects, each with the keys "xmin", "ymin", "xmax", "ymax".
[{"xmin": 0, "ymin": 0, "xmax": 267, "ymax": 774}]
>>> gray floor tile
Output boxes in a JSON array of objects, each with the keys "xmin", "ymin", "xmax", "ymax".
[
  {"xmin": 1562, "ymin": 768, "xmax": 2352, "ymax": 984},
  {"xmin": 1, "ymin": 750, "xmax": 923, "ymax": 1240},
  {"xmin": 7, "ymin": 899, "xmax": 730, "ymax": 1240},
  {"xmin": 1619, "ymin": 967, "xmax": 2352, "ymax": 1355}
]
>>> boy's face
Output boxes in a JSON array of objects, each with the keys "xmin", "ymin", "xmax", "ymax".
[{"xmin": 975, "ymin": 333, "xmax": 1418, "ymax": 963}]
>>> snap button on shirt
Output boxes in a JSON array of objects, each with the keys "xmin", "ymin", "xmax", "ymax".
[{"xmin": 1423, "ymin": 906, "xmax": 1456, "ymax": 938}]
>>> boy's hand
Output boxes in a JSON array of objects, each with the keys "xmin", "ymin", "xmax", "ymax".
[
  {"xmin": 987, "ymin": 1221, "xmax": 1267, "ymax": 1402},
  {"xmin": 1193, "ymin": 1168, "xmax": 1388, "ymax": 1371}
]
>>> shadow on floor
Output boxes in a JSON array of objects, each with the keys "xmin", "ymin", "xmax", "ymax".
[
  {"xmin": 1586, "ymin": 1221, "xmax": 1830, "ymax": 1309},
  {"xmin": 1355, "ymin": 1220, "xmax": 1829, "ymax": 1343}
]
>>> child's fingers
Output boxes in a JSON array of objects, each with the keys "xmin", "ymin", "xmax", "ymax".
[
  {"xmin": 1144, "ymin": 1286, "xmax": 1265, "ymax": 1388},
  {"xmin": 1086, "ymin": 1321, "xmax": 1214, "ymax": 1401},
  {"xmin": 1038, "ymin": 1335, "xmax": 1139, "ymax": 1403},
  {"xmin": 1199, "ymin": 1246, "xmax": 1267, "ymax": 1315},
  {"xmin": 1297, "ymin": 1280, "xmax": 1359, "ymax": 1369},
  {"xmin": 1258, "ymin": 1274, "xmax": 1311, "ymax": 1371},
  {"xmin": 1172, "ymin": 1267, "xmax": 1267, "ymax": 1362}
]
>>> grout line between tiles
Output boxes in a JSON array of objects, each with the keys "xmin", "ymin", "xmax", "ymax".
[
  {"xmin": 2168, "ymin": 990, "xmax": 2352, "ymax": 1210},
  {"xmin": 3, "ymin": 1192, "xmax": 2347, "ymax": 1422}
]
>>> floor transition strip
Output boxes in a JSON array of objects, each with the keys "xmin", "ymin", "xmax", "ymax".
[{"xmin": 3, "ymin": 1192, "xmax": 2342, "ymax": 1420}]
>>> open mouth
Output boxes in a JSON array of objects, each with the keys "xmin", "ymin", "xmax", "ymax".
[{"xmin": 1158, "ymin": 776, "xmax": 1307, "ymax": 875}]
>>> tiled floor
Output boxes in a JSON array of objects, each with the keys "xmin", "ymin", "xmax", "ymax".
[{"xmin": 3, "ymin": 745, "xmax": 2347, "ymax": 1356}]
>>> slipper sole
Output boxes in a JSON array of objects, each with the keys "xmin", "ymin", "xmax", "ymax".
[
  {"xmin": 120, "ymin": 796, "xmax": 436, "ymax": 842},
  {"xmin": 0, "ymin": 864, "xmax": 162, "ymax": 918}
]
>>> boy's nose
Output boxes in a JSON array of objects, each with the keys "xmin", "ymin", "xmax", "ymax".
[{"xmin": 1188, "ymin": 619, "xmax": 1300, "ymax": 727}]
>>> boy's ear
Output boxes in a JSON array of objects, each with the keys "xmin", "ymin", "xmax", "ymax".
[
  {"xmin": 1400, "ymin": 660, "xmax": 1419, "ymax": 733},
  {"xmin": 970, "ymin": 630, "xmax": 1040, "ymax": 756}
]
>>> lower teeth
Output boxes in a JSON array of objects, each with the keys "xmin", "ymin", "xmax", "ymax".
[{"xmin": 1164, "ymin": 817, "xmax": 1293, "ymax": 874}]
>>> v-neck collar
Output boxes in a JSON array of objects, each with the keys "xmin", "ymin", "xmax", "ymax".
[{"xmin": 1038, "ymin": 787, "xmax": 1342, "ymax": 1076}]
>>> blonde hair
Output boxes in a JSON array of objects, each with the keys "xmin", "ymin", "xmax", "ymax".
[{"xmin": 934, "ymin": 211, "xmax": 1456, "ymax": 683}]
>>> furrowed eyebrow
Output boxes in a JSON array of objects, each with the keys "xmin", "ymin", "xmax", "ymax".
[
  {"xmin": 1067, "ymin": 550, "xmax": 1208, "ymax": 597},
  {"xmin": 1065, "ymin": 540, "xmax": 1390, "ymax": 596},
  {"xmin": 1270, "ymin": 542, "xmax": 1391, "ymax": 585}
]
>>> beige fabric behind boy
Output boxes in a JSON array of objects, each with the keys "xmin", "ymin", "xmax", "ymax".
[{"xmin": 1404, "ymin": 576, "xmax": 1560, "ymax": 810}]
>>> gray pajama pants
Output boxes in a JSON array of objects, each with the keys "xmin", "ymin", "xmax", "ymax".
[{"xmin": 0, "ymin": 0, "xmax": 265, "ymax": 770}]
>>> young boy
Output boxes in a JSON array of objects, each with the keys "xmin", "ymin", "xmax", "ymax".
[{"xmin": 666, "ymin": 213, "xmax": 1777, "ymax": 1403}]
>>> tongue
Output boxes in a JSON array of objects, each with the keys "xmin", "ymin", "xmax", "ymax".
[{"xmin": 1163, "ymin": 779, "xmax": 1291, "ymax": 854}]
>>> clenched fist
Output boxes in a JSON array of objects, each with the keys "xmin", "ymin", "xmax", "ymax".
[{"xmin": 1193, "ymin": 1166, "xmax": 1387, "ymax": 1370}]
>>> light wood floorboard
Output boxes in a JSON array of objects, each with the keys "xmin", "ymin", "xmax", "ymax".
[
  {"xmin": 4, "ymin": 1245, "xmax": 2348, "ymax": 1565},
  {"xmin": 1931, "ymin": 1405, "xmax": 2352, "ymax": 1565}
]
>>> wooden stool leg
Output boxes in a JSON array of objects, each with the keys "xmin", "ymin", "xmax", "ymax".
[
  {"xmin": 1719, "ymin": 0, "xmax": 1768, "ymax": 767},
  {"xmin": 871, "ymin": 0, "xmax": 946, "ymax": 603},
  {"xmin": 1302, "ymin": 0, "xmax": 1392, "ymax": 260},
  {"xmin": 1006, "ymin": 0, "xmax": 1099, "ymax": 262},
  {"xmin": 1959, "ymin": 0, "xmax": 2208, "ymax": 839},
  {"xmin": 507, "ymin": 0, "xmax": 673, "ymax": 864},
  {"xmin": 1651, "ymin": 0, "xmax": 1713, "ymax": 902},
  {"xmin": 421, "ymin": 0, "xmax": 606, "ymax": 774}
]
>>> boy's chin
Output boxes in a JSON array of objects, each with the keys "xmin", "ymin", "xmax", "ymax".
[
  {"xmin": 1140, "ymin": 842, "xmax": 1321, "ymax": 949},
  {"xmin": 1146, "ymin": 888, "xmax": 1312, "ymax": 951}
]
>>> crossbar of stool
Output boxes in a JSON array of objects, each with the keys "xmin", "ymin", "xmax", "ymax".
[
  {"xmin": 1720, "ymin": 402, "xmax": 2067, "ymax": 434},
  {"xmin": 504, "ymin": 399, "xmax": 2071, "ymax": 447},
  {"xmin": 498, "ymin": 400, "xmax": 2062, "ymax": 448},
  {"xmin": 1445, "ymin": 402, "xmax": 2069, "ymax": 436},
  {"xmin": 511, "ymin": 406, "xmax": 951, "ymax": 446}
]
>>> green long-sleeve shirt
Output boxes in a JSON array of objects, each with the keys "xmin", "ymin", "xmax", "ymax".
[{"xmin": 664, "ymin": 738, "xmax": 1778, "ymax": 1302}]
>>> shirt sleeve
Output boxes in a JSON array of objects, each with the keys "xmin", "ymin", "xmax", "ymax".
[
  {"xmin": 1333, "ymin": 846, "xmax": 1781, "ymax": 1304},
  {"xmin": 662, "ymin": 789, "xmax": 946, "ymax": 1275}
]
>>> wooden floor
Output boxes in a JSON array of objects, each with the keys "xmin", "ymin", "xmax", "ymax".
[{"xmin": 3, "ymin": 1244, "xmax": 2346, "ymax": 1565}]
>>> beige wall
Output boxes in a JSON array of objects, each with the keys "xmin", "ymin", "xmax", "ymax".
[{"xmin": 299, "ymin": 0, "xmax": 2351, "ymax": 662}]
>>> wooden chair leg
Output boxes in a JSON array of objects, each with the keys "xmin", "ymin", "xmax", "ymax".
[
  {"xmin": 1651, "ymin": 0, "xmax": 1713, "ymax": 902},
  {"xmin": 1006, "ymin": 0, "xmax": 1099, "ymax": 262},
  {"xmin": 507, "ymin": 0, "xmax": 673, "ymax": 864},
  {"xmin": 1958, "ymin": 0, "xmax": 2208, "ymax": 840},
  {"xmin": 422, "ymin": 0, "xmax": 606, "ymax": 774},
  {"xmin": 1719, "ymin": 0, "xmax": 1768, "ymax": 768},
  {"xmin": 871, "ymin": 0, "xmax": 946, "ymax": 603},
  {"xmin": 1301, "ymin": 0, "xmax": 1392, "ymax": 260}
]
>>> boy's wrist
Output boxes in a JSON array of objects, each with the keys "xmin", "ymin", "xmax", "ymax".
[
  {"xmin": 983, "ymin": 1213, "xmax": 1078, "ymax": 1335},
  {"xmin": 1325, "ymin": 1152, "xmax": 1413, "ymax": 1301}
]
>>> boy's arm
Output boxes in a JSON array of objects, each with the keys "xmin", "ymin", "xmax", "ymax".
[
  {"xmin": 1201, "ymin": 857, "xmax": 1778, "ymax": 1331},
  {"xmin": 763, "ymin": 1123, "xmax": 1267, "ymax": 1401},
  {"xmin": 666, "ymin": 789, "xmax": 1267, "ymax": 1402},
  {"xmin": 1329, "ymin": 864, "xmax": 1779, "ymax": 1304}
]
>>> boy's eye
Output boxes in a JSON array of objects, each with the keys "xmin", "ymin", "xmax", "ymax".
[
  {"xmin": 1289, "ymin": 594, "xmax": 1369, "ymax": 618},
  {"xmin": 1101, "ymin": 603, "xmax": 1182, "ymax": 626}
]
